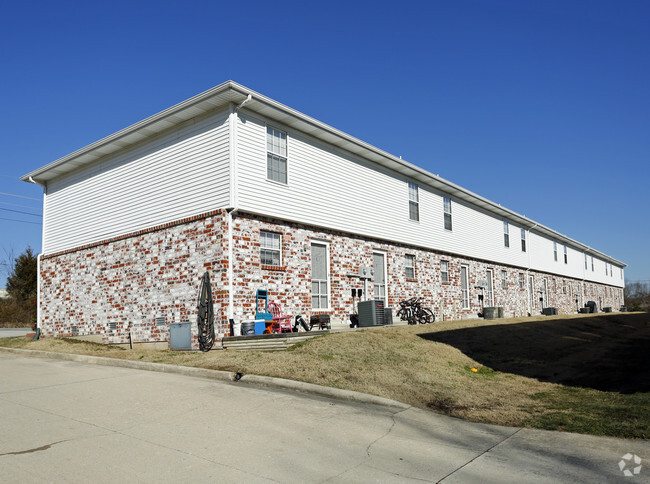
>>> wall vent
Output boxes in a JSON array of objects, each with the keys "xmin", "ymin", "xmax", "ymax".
[
  {"xmin": 155, "ymin": 317, "xmax": 166, "ymax": 326},
  {"xmin": 108, "ymin": 322, "xmax": 117, "ymax": 331}
]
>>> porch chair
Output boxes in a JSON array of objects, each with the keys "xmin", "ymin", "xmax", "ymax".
[{"xmin": 268, "ymin": 302, "xmax": 293, "ymax": 333}]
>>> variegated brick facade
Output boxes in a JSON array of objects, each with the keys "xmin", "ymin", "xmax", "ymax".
[{"xmin": 39, "ymin": 210, "xmax": 625, "ymax": 349}]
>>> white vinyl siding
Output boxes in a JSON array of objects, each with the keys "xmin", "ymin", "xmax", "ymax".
[
  {"xmin": 234, "ymin": 112, "xmax": 623, "ymax": 289},
  {"xmin": 43, "ymin": 109, "xmax": 230, "ymax": 254}
]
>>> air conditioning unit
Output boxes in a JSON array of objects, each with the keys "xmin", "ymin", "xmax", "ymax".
[{"xmin": 358, "ymin": 300, "xmax": 389, "ymax": 326}]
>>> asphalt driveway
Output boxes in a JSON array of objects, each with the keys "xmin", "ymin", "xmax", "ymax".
[{"xmin": 0, "ymin": 353, "xmax": 647, "ymax": 483}]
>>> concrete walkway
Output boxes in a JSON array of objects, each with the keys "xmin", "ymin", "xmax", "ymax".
[
  {"xmin": 0, "ymin": 352, "xmax": 647, "ymax": 483},
  {"xmin": 0, "ymin": 328, "xmax": 30, "ymax": 338}
]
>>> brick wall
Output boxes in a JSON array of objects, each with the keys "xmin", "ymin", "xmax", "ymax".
[
  {"xmin": 40, "ymin": 210, "xmax": 230, "ymax": 348},
  {"xmin": 38, "ymin": 209, "xmax": 625, "ymax": 348}
]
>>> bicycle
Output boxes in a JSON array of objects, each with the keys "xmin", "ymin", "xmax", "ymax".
[{"xmin": 397, "ymin": 297, "xmax": 435, "ymax": 324}]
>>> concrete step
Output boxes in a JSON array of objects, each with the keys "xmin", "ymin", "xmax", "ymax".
[{"xmin": 222, "ymin": 331, "xmax": 326, "ymax": 351}]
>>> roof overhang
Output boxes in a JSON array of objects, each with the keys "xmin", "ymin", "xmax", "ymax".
[{"xmin": 21, "ymin": 81, "xmax": 626, "ymax": 268}]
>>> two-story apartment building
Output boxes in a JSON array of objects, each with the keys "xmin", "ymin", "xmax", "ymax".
[{"xmin": 22, "ymin": 81, "xmax": 626, "ymax": 347}]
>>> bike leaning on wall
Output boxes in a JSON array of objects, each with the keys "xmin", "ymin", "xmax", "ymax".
[{"xmin": 397, "ymin": 297, "xmax": 435, "ymax": 324}]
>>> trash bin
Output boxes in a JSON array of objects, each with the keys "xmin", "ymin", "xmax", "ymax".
[
  {"xmin": 483, "ymin": 307, "xmax": 496, "ymax": 319},
  {"xmin": 241, "ymin": 321, "xmax": 255, "ymax": 335},
  {"xmin": 496, "ymin": 307, "xmax": 504, "ymax": 319},
  {"xmin": 620, "ymin": 305, "xmax": 627, "ymax": 312}
]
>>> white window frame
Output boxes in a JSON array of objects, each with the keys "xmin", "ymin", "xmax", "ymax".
[
  {"xmin": 460, "ymin": 265, "xmax": 469, "ymax": 309},
  {"xmin": 501, "ymin": 270, "xmax": 507, "ymax": 289},
  {"xmin": 266, "ymin": 126, "xmax": 288, "ymax": 185},
  {"xmin": 563, "ymin": 245, "xmax": 568, "ymax": 264},
  {"xmin": 260, "ymin": 231, "xmax": 281, "ymax": 266},
  {"xmin": 443, "ymin": 197, "xmax": 452, "ymax": 231},
  {"xmin": 553, "ymin": 241, "xmax": 558, "ymax": 262},
  {"xmin": 504, "ymin": 221, "xmax": 510, "ymax": 248},
  {"xmin": 591, "ymin": 255, "xmax": 594, "ymax": 272},
  {"xmin": 486, "ymin": 269, "xmax": 494, "ymax": 307},
  {"xmin": 405, "ymin": 254, "xmax": 415, "ymax": 279},
  {"xmin": 408, "ymin": 182, "xmax": 419, "ymax": 221},
  {"xmin": 584, "ymin": 253, "xmax": 588, "ymax": 270},
  {"xmin": 311, "ymin": 242, "xmax": 330, "ymax": 310},
  {"xmin": 518, "ymin": 273, "xmax": 524, "ymax": 289},
  {"xmin": 440, "ymin": 260, "xmax": 449, "ymax": 283},
  {"xmin": 521, "ymin": 228, "xmax": 526, "ymax": 252},
  {"xmin": 373, "ymin": 251, "xmax": 388, "ymax": 305}
]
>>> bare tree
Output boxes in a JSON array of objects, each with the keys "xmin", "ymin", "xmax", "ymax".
[{"xmin": 624, "ymin": 281, "xmax": 650, "ymax": 311}]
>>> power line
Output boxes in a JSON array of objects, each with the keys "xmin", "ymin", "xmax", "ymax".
[
  {"xmin": 0, "ymin": 201, "xmax": 41, "ymax": 210},
  {"xmin": 0, "ymin": 192, "xmax": 41, "ymax": 201},
  {"xmin": 0, "ymin": 207, "xmax": 41, "ymax": 217},
  {"xmin": 0, "ymin": 217, "xmax": 41, "ymax": 225}
]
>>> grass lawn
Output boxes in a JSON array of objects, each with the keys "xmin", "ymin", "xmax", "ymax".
[{"xmin": 1, "ymin": 312, "xmax": 648, "ymax": 439}]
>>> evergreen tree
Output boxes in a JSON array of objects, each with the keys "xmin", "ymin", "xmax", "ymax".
[{"xmin": 6, "ymin": 247, "xmax": 37, "ymax": 301}]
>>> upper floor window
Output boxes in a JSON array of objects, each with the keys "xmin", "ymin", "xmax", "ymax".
[
  {"xmin": 443, "ymin": 197, "xmax": 452, "ymax": 230},
  {"xmin": 563, "ymin": 245, "xmax": 568, "ymax": 264},
  {"xmin": 605, "ymin": 263, "xmax": 608, "ymax": 276},
  {"xmin": 620, "ymin": 267, "xmax": 623, "ymax": 279},
  {"xmin": 408, "ymin": 183, "xmax": 419, "ymax": 221},
  {"xmin": 405, "ymin": 254, "xmax": 415, "ymax": 279},
  {"xmin": 503, "ymin": 221, "xmax": 510, "ymax": 247},
  {"xmin": 267, "ymin": 127, "xmax": 287, "ymax": 184},
  {"xmin": 521, "ymin": 228, "xmax": 526, "ymax": 252},
  {"xmin": 553, "ymin": 241, "xmax": 557, "ymax": 261},
  {"xmin": 584, "ymin": 253, "xmax": 588, "ymax": 270},
  {"xmin": 260, "ymin": 231, "xmax": 281, "ymax": 266},
  {"xmin": 440, "ymin": 260, "xmax": 449, "ymax": 283},
  {"xmin": 591, "ymin": 255, "xmax": 594, "ymax": 272}
]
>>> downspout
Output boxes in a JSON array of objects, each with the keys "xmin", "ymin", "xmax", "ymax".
[
  {"xmin": 226, "ymin": 95, "xmax": 252, "ymax": 322},
  {"xmin": 28, "ymin": 177, "xmax": 46, "ymax": 333}
]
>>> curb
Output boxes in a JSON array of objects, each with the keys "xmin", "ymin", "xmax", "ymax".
[{"xmin": 0, "ymin": 347, "xmax": 411, "ymax": 411}]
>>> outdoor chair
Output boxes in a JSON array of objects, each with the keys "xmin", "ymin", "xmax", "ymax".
[{"xmin": 268, "ymin": 302, "xmax": 293, "ymax": 333}]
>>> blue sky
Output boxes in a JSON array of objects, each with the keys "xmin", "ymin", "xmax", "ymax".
[{"xmin": 1, "ymin": 0, "xmax": 648, "ymax": 284}]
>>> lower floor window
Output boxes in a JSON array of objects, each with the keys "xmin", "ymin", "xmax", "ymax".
[
  {"xmin": 460, "ymin": 265, "xmax": 469, "ymax": 308},
  {"xmin": 311, "ymin": 243, "xmax": 329, "ymax": 309}
]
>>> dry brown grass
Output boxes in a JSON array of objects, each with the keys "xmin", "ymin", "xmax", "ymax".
[{"xmin": 2, "ymin": 312, "xmax": 649, "ymax": 438}]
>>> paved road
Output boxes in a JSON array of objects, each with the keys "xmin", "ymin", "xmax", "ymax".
[
  {"xmin": 0, "ymin": 328, "xmax": 30, "ymax": 338},
  {"xmin": 0, "ymin": 353, "xmax": 647, "ymax": 483}
]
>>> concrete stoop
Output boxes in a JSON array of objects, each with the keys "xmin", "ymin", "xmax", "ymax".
[{"xmin": 222, "ymin": 330, "xmax": 329, "ymax": 351}]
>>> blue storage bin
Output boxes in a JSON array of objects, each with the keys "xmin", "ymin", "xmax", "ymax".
[{"xmin": 254, "ymin": 319, "xmax": 267, "ymax": 335}]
